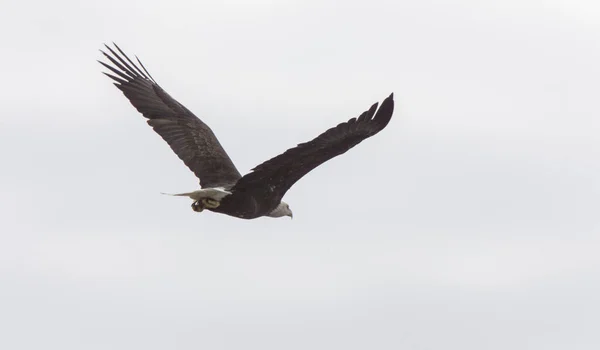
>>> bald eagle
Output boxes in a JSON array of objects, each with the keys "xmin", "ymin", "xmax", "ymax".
[{"xmin": 99, "ymin": 44, "xmax": 395, "ymax": 219}]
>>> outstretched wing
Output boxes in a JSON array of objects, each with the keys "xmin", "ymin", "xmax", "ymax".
[
  {"xmin": 232, "ymin": 93, "xmax": 394, "ymax": 199},
  {"xmin": 98, "ymin": 43, "xmax": 242, "ymax": 188}
]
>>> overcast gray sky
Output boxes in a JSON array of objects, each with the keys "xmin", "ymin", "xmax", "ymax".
[{"xmin": 1, "ymin": 0, "xmax": 599, "ymax": 349}]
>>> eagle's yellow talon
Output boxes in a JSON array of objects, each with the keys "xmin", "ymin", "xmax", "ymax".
[{"xmin": 202, "ymin": 198, "xmax": 220, "ymax": 209}]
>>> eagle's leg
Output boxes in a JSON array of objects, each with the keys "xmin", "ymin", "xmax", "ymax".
[
  {"xmin": 191, "ymin": 201, "xmax": 204, "ymax": 212},
  {"xmin": 202, "ymin": 198, "xmax": 220, "ymax": 209}
]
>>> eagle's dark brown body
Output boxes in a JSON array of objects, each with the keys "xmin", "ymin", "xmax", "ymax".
[{"xmin": 208, "ymin": 190, "xmax": 278, "ymax": 219}]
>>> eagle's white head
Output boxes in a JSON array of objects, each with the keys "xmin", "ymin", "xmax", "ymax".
[{"xmin": 268, "ymin": 201, "xmax": 293, "ymax": 219}]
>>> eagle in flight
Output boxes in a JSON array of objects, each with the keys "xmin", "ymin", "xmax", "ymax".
[{"xmin": 99, "ymin": 43, "xmax": 395, "ymax": 219}]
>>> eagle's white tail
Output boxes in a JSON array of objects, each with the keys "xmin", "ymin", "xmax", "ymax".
[
  {"xmin": 161, "ymin": 191, "xmax": 201, "ymax": 199},
  {"xmin": 161, "ymin": 187, "xmax": 232, "ymax": 201}
]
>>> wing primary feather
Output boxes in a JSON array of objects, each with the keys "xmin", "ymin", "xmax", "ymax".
[
  {"xmin": 372, "ymin": 93, "xmax": 394, "ymax": 129},
  {"xmin": 102, "ymin": 71, "xmax": 128, "ymax": 85},
  {"xmin": 112, "ymin": 42, "xmax": 149, "ymax": 79},
  {"xmin": 367, "ymin": 102, "xmax": 378, "ymax": 120},
  {"xmin": 135, "ymin": 55, "xmax": 157, "ymax": 83},
  {"xmin": 103, "ymin": 45, "xmax": 141, "ymax": 79},
  {"xmin": 357, "ymin": 103, "xmax": 376, "ymax": 123},
  {"xmin": 100, "ymin": 49, "xmax": 137, "ymax": 80},
  {"xmin": 98, "ymin": 60, "xmax": 131, "ymax": 82}
]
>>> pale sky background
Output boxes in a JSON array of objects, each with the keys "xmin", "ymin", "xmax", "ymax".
[{"xmin": 1, "ymin": 0, "xmax": 599, "ymax": 349}]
